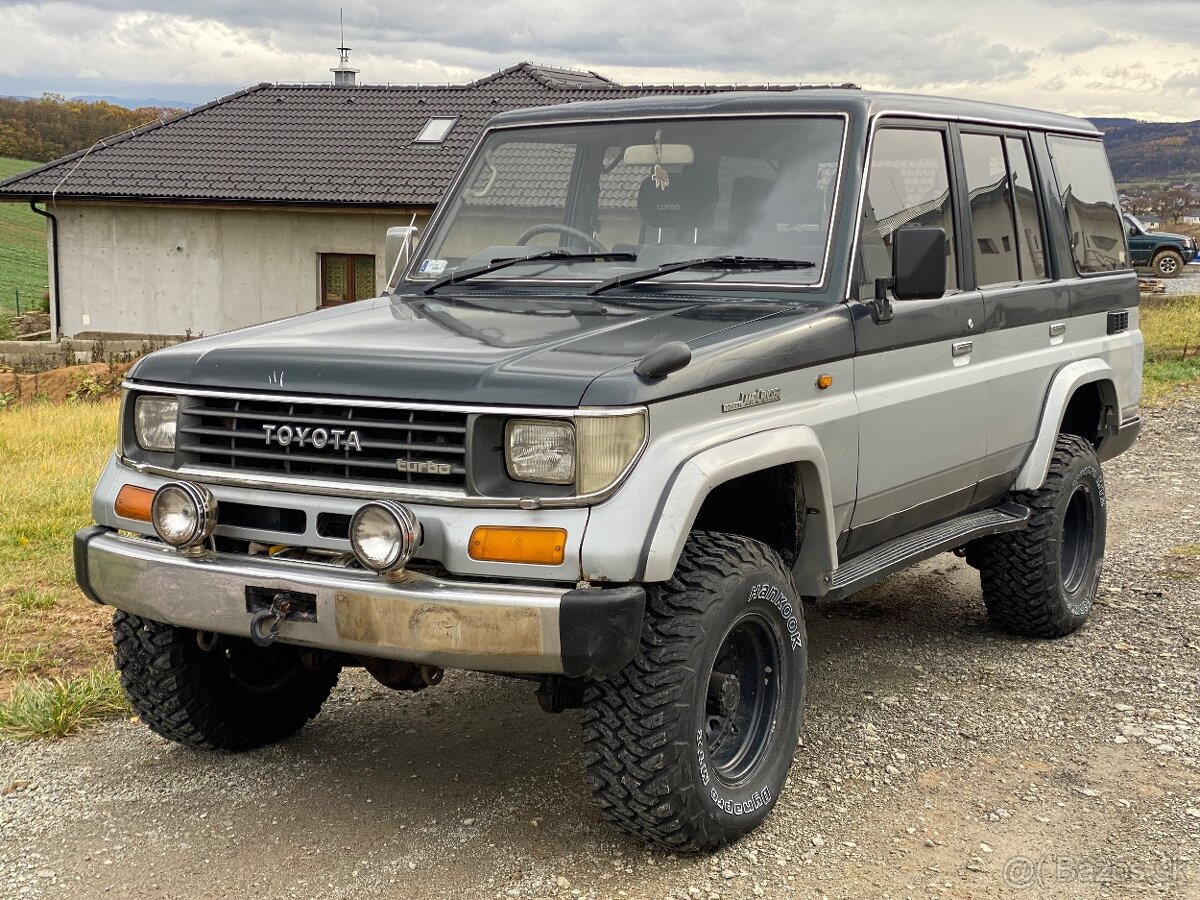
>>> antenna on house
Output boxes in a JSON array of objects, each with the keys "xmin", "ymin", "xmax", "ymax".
[{"xmin": 331, "ymin": 8, "xmax": 360, "ymax": 86}]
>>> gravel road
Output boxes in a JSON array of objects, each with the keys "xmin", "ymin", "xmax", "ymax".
[
  {"xmin": 3, "ymin": 400, "xmax": 1199, "ymax": 900},
  {"xmin": 1148, "ymin": 267, "xmax": 1200, "ymax": 297}
]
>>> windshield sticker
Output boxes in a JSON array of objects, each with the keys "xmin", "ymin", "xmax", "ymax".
[{"xmin": 418, "ymin": 259, "xmax": 448, "ymax": 275}]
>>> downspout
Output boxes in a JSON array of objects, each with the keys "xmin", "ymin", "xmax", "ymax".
[{"xmin": 29, "ymin": 201, "xmax": 61, "ymax": 342}]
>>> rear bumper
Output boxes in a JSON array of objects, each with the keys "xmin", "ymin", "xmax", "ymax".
[{"xmin": 74, "ymin": 527, "xmax": 644, "ymax": 678}]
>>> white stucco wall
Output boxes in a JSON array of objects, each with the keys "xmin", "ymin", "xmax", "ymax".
[{"xmin": 52, "ymin": 203, "xmax": 428, "ymax": 338}]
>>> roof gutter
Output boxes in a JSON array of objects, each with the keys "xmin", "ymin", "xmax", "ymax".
[{"xmin": 30, "ymin": 203, "xmax": 61, "ymax": 341}]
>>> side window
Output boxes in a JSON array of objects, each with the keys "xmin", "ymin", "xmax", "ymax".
[
  {"xmin": 859, "ymin": 128, "xmax": 958, "ymax": 298},
  {"xmin": 1047, "ymin": 136, "xmax": 1128, "ymax": 274},
  {"xmin": 961, "ymin": 133, "xmax": 1019, "ymax": 286},
  {"xmin": 1005, "ymin": 138, "xmax": 1047, "ymax": 279}
]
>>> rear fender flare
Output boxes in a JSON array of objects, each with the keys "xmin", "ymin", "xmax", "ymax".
[{"xmin": 1014, "ymin": 359, "xmax": 1117, "ymax": 492}]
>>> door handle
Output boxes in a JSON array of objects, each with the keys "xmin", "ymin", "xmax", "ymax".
[
  {"xmin": 1049, "ymin": 322, "xmax": 1067, "ymax": 337},
  {"xmin": 951, "ymin": 340, "xmax": 974, "ymax": 358}
]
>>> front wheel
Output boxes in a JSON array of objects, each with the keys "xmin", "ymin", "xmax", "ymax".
[
  {"xmin": 973, "ymin": 434, "xmax": 1106, "ymax": 637},
  {"xmin": 113, "ymin": 611, "xmax": 340, "ymax": 751},
  {"xmin": 581, "ymin": 532, "xmax": 807, "ymax": 851},
  {"xmin": 1152, "ymin": 248, "xmax": 1184, "ymax": 278}
]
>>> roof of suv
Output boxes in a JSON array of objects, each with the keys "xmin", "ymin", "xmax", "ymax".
[{"xmin": 486, "ymin": 89, "xmax": 1100, "ymax": 137}]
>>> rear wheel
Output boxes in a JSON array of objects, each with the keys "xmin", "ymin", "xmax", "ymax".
[
  {"xmin": 972, "ymin": 435, "xmax": 1106, "ymax": 637},
  {"xmin": 581, "ymin": 532, "xmax": 806, "ymax": 851},
  {"xmin": 1152, "ymin": 248, "xmax": 1184, "ymax": 278},
  {"xmin": 113, "ymin": 611, "xmax": 340, "ymax": 751}
]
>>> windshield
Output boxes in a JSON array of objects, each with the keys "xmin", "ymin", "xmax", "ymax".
[
  {"xmin": 408, "ymin": 116, "xmax": 846, "ymax": 290},
  {"xmin": 1125, "ymin": 214, "xmax": 1147, "ymax": 232}
]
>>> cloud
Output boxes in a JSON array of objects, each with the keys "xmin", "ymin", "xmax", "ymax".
[{"xmin": 0, "ymin": 0, "xmax": 1197, "ymax": 119}]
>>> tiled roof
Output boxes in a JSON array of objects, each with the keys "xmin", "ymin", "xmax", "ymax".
[{"xmin": 0, "ymin": 63, "xmax": 844, "ymax": 207}]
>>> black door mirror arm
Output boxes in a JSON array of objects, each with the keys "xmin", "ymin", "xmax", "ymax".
[{"xmin": 871, "ymin": 277, "xmax": 895, "ymax": 324}]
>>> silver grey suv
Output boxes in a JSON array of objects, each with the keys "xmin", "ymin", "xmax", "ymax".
[{"xmin": 75, "ymin": 89, "xmax": 1142, "ymax": 850}]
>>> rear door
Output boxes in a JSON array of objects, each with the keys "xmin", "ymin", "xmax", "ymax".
[
  {"xmin": 955, "ymin": 128, "xmax": 1071, "ymax": 503},
  {"xmin": 847, "ymin": 122, "xmax": 987, "ymax": 556}
]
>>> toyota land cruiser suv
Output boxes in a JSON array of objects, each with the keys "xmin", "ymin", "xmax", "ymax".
[{"xmin": 75, "ymin": 90, "xmax": 1142, "ymax": 851}]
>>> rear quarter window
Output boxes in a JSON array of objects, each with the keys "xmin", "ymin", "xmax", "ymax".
[{"xmin": 1047, "ymin": 136, "xmax": 1128, "ymax": 275}]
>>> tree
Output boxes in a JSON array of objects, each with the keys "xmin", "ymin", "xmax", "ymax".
[{"xmin": 0, "ymin": 95, "xmax": 183, "ymax": 163}]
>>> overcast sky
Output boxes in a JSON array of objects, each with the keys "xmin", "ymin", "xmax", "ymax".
[{"xmin": 2, "ymin": 0, "xmax": 1199, "ymax": 120}]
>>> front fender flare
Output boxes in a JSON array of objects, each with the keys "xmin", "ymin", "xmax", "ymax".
[{"xmin": 637, "ymin": 425, "xmax": 838, "ymax": 594}]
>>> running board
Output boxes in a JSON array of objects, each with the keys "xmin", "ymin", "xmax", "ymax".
[{"xmin": 822, "ymin": 502, "xmax": 1031, "ymax": 603}]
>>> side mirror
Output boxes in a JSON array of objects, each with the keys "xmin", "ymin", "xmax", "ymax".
[
  {"xmin": 1128, "ymin": 225, "xmax": 1138, "ymax": 237},
  {"xmin": 870, "ymin": 226, "xmax": 947, "ymax": 324},
  {"xmin": 385, "ymin": 225, "xmax": 420, "ymax": 290}
]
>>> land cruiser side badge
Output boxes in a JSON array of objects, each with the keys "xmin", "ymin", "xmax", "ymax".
[{"xmin": 721, "ymin": 387, "xmax": 781, "ymax": 413}]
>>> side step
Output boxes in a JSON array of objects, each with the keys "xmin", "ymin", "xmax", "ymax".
[{"xmin": 822, "ymin": 502, "xmax": 1031, "ymax": 603}]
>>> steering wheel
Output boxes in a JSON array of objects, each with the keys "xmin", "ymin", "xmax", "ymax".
[{"xmin": 516, "ymin": 223, "xmax": 608, "ymax": 253}]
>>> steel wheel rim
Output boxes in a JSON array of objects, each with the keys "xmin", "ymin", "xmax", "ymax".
[
  {"xmin": 703, "ymin": 612, "xmax": 782, "ymax": 787},
  {"xmin": 1060, "ymin": 485, "xmax": 1095, "ymax": 594}
]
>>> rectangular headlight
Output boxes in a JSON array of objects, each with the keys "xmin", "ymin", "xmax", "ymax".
[
  {"xmin": 134, "ymin": 395, "xmax": 178, "ymax": 452},
  {"xmin": 505, "ymin": 419, "xmax": 575, "ymax": 484},
  {"xmin": 577, "ymin": 412, "xmax": 646, "ymax": 494}
]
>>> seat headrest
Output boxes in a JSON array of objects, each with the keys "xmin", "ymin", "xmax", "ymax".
[{"xmin": 637, "ymin": 168, "xmax": 716, "ymax": 228}]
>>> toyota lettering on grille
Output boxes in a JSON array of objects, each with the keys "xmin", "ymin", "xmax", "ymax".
[{"xmin": 262, "ymin": 424, "xmax": 362, "ymax": 452}]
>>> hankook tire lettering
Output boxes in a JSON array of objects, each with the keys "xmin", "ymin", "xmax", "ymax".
[{"xmin": 750, "ymin": 582, "xmax": 804, "ymax": 651}]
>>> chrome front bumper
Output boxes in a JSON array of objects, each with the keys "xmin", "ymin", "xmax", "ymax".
[{"xmin": 75, "ymin": 527, "xmax": 645, "ymax": 677}]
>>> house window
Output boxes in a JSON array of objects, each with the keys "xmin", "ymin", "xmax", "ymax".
[
  {"xmin": 414, "ymin": 117, "xmax": 458, "ymax": 143},
  {"xmin": 320, "ymin": 253, "xmax": 377, "ymax": 306}
]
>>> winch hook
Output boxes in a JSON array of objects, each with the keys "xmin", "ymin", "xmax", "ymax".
[{"xmin": 249, "ymin": 594, "xmax": 293, "ymax": 647}]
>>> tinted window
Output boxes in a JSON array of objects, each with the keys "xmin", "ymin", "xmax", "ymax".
[
  {"xmin": 962, "ymin": 133, "xmax": 1019, "ymax": 286},
  {"xmin": 1048, "ymin": 136, "xmax": 1128, "ymax": 274},
  {"xmin": 859, "ymin": 128, "xmax": 957, "ymax": 297},
  {"xmin": 1006, "ymin": 137, "xmax": 1047, "ymax": 279}
]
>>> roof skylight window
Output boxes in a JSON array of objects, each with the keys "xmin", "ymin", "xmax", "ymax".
[{"xmin": 414, "ymin": 117, "xmax": 458, "ymax": 143}]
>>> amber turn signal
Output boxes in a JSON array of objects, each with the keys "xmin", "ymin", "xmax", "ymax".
[
  {"xmin": 816, "ymin": 374, "xmax": 833, "ymax": 390},
  {"xmin": 114, "ymin": 484, "xmax": 155, "ymax": 522},
  {"xmin": 468, "ymin": 526, "xmax": 567, "ymax": 565}
]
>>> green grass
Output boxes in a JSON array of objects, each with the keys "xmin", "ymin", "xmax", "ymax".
[
  {"xmin": 0, "ymin": 157, "xmax": 49, "ymax": 316},
  {"xmin": 1140, "ymin": 294, "xmax": 1200, "ymax": 401},
  {"xmin": 0, "ymin": 399, "xmax": 118, "ymax": 698},
  {"xmin": 0, "ymin": 669, "xmax": 128, "ymax": 739}
]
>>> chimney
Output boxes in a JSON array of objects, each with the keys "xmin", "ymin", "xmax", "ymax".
[{"xmin": 331, "ymin": 45, "xmax": 359, "ymax": 86}]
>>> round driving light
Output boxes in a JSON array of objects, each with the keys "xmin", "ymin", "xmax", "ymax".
[
  {"xmin": 151, "ymin": 481, "xmax": 217, "ymax": 550},
  {"xmin": 350, "ymin": 501, "xmax": 420, "ymax": 574}
]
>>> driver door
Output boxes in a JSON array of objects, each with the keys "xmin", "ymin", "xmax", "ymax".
[{"xmin": 846, "ymin": 123, "xmax": 988, "ymax": 557}]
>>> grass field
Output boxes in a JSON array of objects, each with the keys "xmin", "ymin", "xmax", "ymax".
[
  {"xmin": 0, "ymin": 157, "xmax": 49, "ymax": 316},
  {"xmin": 0, "ymin": 399, "xmax": 119, "ymax": 728},
  {"xmin": 1141, "ymin": 294, "xmax": 1200, "ymax": 401}
]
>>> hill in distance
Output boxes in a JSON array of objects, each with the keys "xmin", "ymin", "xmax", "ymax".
[{"xmin": 1089, "ymin": 117, "xmax": 1200, "ymax": 184}]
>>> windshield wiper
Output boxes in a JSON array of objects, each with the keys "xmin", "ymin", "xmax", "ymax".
[
  {"xmin": 424, "ymin": 250, "xmax": 636, "ymax": 294},
  {"xmin": 587, "ymin": 255, "xmax": 814, "ymax": 296}
]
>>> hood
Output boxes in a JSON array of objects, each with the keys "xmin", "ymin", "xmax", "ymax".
[
  {"xmin": 1149, "ymin": 230, "xmax": 1194, "ymax": 243},
  {"xmin": 128, "ymin": 292, "xmax": 810, "ymax": 406}
]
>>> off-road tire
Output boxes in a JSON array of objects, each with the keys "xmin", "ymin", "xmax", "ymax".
[
  {"xmin": 581, "ymin": 532, "xmax": 807, "ymax": 851},
  {"xmin": 1152, "ymin": 248, "xmax": 1184, "ymax": 278},
  {"xmin": 113, "ymin": 611, "xmax": 340, "ymax": 751},
  {"xmin": 974, "ymin": 434, "xmax": 1106, "ymax": 637}
]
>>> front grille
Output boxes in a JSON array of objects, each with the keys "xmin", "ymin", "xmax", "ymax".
[{"xmin": 176, "ymin": 396, "xmax": 468, "ymax": 489}]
